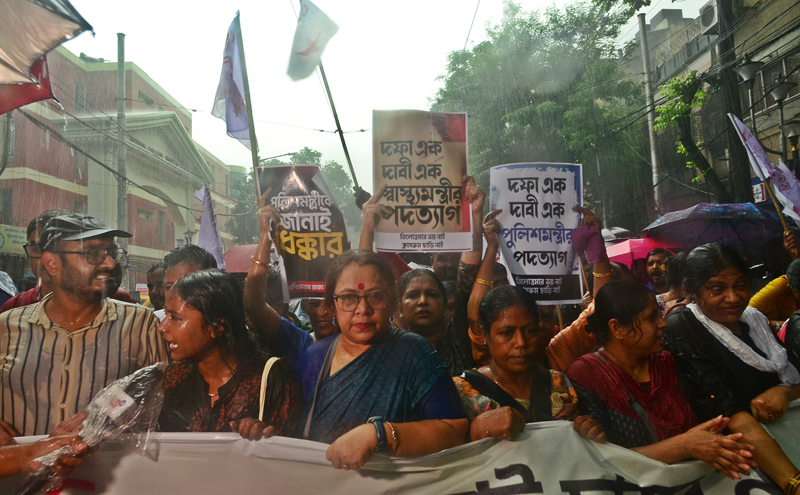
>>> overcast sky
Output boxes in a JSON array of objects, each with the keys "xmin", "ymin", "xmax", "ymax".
[{"xmin": 62, "ymin": 0, "xmax": 707, "ymax": 191}]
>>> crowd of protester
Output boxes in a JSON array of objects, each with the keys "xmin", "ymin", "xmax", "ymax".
[{"xmin": 0, "ymin": 179, "xmax": 798, "ymax": 493}]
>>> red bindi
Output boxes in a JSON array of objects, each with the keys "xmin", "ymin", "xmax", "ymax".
[{"xmin": 358, "ymin": 283, "xmax": 365, "ymax": 290}]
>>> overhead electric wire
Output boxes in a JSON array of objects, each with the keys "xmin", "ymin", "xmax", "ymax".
[{"xmin": 16, "ymin": 108, "xmax": 201, "ymax": 214}]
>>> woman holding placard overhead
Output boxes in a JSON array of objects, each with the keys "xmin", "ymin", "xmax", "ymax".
[{"xmin": 236, "ymin": 250, "xmax": 468, "ymax": 470}]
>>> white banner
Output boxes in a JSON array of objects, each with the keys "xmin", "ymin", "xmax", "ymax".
[
  {"xmin": 490, "ymin": 163, "xmax": 583, "ymax": 304},
  {"xmin": 4, "ymin": 404, "xmax": 799, "ymax": 494}
]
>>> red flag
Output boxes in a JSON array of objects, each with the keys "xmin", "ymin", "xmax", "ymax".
[{"xmin": 0, "ymin": 57, "xmax": 54, "ymax": 115}]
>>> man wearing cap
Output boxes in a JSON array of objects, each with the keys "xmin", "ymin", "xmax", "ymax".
[
  {"xmin": 0, "ymin": 214, "xmax": 166, "ymax": 436},
  {"xmin": 0, "ymin": 209, "xmax": 135, "ymax": 313}
]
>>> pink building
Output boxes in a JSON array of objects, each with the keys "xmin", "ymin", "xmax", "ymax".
[{"xmin": 0, "ymin": 46, "xmax": 237, "ymax": 297}]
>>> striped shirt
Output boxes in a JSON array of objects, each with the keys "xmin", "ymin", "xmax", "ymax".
[{"xmin": 0, "ymin": 294, "xmax": 167, "ymax": 436}]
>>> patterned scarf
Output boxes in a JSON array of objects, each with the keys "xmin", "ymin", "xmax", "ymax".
[{"xmin": 574, "ymin": 351, "xmax": 697, "ymax": 442}]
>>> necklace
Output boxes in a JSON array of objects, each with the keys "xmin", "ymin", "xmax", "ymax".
[
  {"xmin": 487, "ymin": 364, "xmax": 502, "ymax": 386},
  {"xmin": 207, "ymin": 373, "xmax": 233, "ymax": 398}
]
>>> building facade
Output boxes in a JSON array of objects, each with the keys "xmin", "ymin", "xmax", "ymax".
[
  {"xmin": 0, "ymin": 46, "xmax": 239, "ymax": 297},
  {"xmin": 626, "ymin": 0, "xmax": 800, "ymax": 212}
]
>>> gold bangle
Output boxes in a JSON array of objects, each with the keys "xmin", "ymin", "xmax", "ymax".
[
  {"xmin": 475, "ymin": 278, "xmax": 493, "ymax": 287},
  {"xmin": 593, "ymin": 271, "xmax": 614, "ymax": 278},
  {"xmin": 250, "ymin": 256, "xmax": 271, "ymax": 269},
  {"xmin": 787, "ymin": 472, "xmax": 800, "ymax": 495},
  {"xmin": 386, "ymin": 421, "xmax": 399, "ymax": 455}
]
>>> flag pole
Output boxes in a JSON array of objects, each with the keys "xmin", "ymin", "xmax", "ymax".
[
  {"xmin": 234, "ymin": 12, "xmax": 260, "ymax": 172},
  {"xmin": 317, "ymin": 62, "xmax": 369, "ymax": 205},
  {"xmin": 764, "ymin": 178, "xmax": 791, "ymax": 232}
]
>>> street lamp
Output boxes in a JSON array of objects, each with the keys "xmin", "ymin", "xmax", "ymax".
[
  {"xmin": 768, "ymin": 74, "xmax": 797, "ymax": 162},
  {"xmin": 782, "ymin": 118, "xmax": 800, "ymax": 173},
  {"xmin": 734, "ymin": 55, "xmax": 764, "ymax": 130},
  {"xmin": 183, "ymin": 229, "xmax": 195, "ymax": 247}
]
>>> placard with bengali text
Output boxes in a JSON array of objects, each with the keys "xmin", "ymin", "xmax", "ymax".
[
  {"xmin": 372, "ymin": 110, "xmax": 471, "ymax": 252},
  {"xmin": 256, "ymin": 165, "xmax": 350, "ymax": 299},
  {"xmin": 490, "ymin": 163, "xmax": 583, "ymax": 304}
]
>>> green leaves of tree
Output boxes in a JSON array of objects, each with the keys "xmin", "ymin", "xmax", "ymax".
[{"xmin": 431, "ymin": 0, "xmax": 651, "ymax": 225}]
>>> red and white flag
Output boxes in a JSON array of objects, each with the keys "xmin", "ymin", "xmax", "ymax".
[
  {"xmin": 0, "ymin": 56, "xmax": 54, "ymax": 115},
  {"xmin": 287, "ymin": 0, "xmax": 338, "ymax": 81},
  {"xmin": 729, "ymin": 113, "xmax": 800, "ymax": 227},
  {"xmin": 212, "ymin": 14, "xmax": 253, "ymax": 151}
]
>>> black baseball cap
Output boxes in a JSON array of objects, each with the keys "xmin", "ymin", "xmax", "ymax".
[{"xmin": 41, "ymin": 214, "xmax": 132, "ymax": 252}]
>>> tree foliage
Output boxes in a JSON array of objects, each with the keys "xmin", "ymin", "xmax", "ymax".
[
  {"xmin": 319, "ymin": 160, "xmax": 362, "ymax": 242},
  {"xmin": 431, "ymin": 0, "xmax": 653, "ymax": 226},
  {"xmin": 226, "ymin": 174, "xmax": 259, "ymax": 245},
  {"xmin": 654, "ymin": 72, "xmax": 732, "ymax": 202}
]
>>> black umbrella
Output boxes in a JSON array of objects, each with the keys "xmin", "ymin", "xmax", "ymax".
[{"xmin": 643, "ymin": 202, "xmax": 784, "ymax": 264}]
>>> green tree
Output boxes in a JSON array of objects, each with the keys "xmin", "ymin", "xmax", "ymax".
[
  {"xmin": 225, "ymin": 174, "xmax": 260, "ymax": 245},
  {"xmin": 226, "ymin": 148, "xmax": 362, "ymax": 246},
  {"xmin": 289, "ymin": 147, "xmax": 322, "ymax": 166},
  {"xmin": 320, "ymin": 160, "xmax": 362, "ymax": 242},
  {"xmin": 432, "ymin": 1, "xmax": 653, "ymax": 227},
  {"xmin": 653, "ymin": 72, "xmax": 732, "ymax": 202},
  {"xmin": 594, "ymin": 0, "xmax": 751, "ymax": 203}
]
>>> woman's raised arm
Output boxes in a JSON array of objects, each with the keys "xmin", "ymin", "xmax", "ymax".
[
  {"xmin": 358, "ymin": 185, "xmax": 391, "ymax": 251},
  {"xmin": 467, "ymin": 210, "xmax": 502, "ymax": 362},
  {"xmin": 243, "ymin": 189, "xmax": 283, "ymax": 344}
]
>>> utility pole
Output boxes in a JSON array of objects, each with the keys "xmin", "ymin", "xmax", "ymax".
[
  {"xmin": 116, "ymin": 33, "xmax": 128, "ymax": 251},
  {"xmin": 716, "ymin": 0, "xmax": 753, "ymax": 203},
  {"xmin": 638, "ymin": 14, "xmax": 662, "ymax": 216},
  {"xmin": 596, "ymin": 152, "xmax": 610, "ymax": 227}
]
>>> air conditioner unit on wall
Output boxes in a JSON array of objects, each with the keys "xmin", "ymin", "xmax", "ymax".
[{"xmin": 700, "ymin": 0, "xmax": 719, "ymax": 35}]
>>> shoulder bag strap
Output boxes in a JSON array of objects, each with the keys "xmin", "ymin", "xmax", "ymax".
[
  {"xmin": 627, "ymin": 394, "xmax": 659, "ymax": 445},
  {"xmin": 258, "ymin": 357, "xmax": 281, "ymax": 422},
  {"xmin": 529, "ymin": 365, "xmax": 554, "ymax": 421},
  {"xmin": 460, "ymin": 370, "xmax": 534, "ymax": 422},
  {"xmin": 302, "ymin": 334, "xmax": 341, "ymax": 439}
]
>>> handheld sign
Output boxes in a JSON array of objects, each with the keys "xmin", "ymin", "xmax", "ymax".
[
  {"xmin": 490, "ymin": 163, "xmax": 583, "ymax": 304},
  {"xmin": 372, "ymin": 110, "xmax": 471, "ymax": 252}
]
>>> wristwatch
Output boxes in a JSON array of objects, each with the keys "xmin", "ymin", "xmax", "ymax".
[{"xmin": 367, "ymin": 416, "xmax": 388, "ymax": 453}]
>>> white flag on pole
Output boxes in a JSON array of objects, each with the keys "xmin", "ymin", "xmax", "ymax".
[
  {"xmin": 194, "ymin": 185, "xmax": 227, "ymax": 270},
  {"xmin": 212, "ymin": 14, "xmax": 253, "ymax": 150},
  {"xmin": 728, "ymin": 113, "xmax": 800, "ymax": 227},
  {"xmin": 287, "ymin": 0, "xmax": 338, "ymax": 81}
]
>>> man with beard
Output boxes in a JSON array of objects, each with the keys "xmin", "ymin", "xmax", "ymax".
[
  {"xmin": 645, "ymin": 248, "xmax": 670, "ymax": 294},
  {"xmin": 430, "ymin": 252, "xmax": 460, "ymax": 282},
  {"xmin": 0, "ymin": 214, "xmax": 165, "ymax": 436},
  {"xmin": 0, "ymin": 209, "xmax": 134, "ymax": 313}
]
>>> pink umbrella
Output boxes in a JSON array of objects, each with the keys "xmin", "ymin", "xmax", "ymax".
[{"xmin": 606, "ymin": 238, "xmax": 684, "ymax": 268}]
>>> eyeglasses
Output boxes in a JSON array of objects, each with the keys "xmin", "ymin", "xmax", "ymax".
[
  {"xmin": 23, "ymin": 243, "xmax": 42, "ymax": 259},
  {"xmin": 53, "ymin": 246, "xmax": 127, "ymax": 265},
  {"xmin": 333, "ymin": 291, "xmax": 390, "ymax": 312}
]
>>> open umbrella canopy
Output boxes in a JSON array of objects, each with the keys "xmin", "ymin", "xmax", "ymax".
[
  {"xmin": 222, "ymin": 244, "xmax": 257, "ymax": 273},
  {"xmin": 0, "ymin": 0, "xmax": 92, "ymax": 84},
  {"xmin": 643, "ymin": 203, "xmax": 783, "ymax": 264},
  {"xmin": 606, "ymin": 238, "xmax": 684, "ymax": 267},
  {"xmin": 601, "ymin": 226, "xmax": 636, "ymax": 247}
]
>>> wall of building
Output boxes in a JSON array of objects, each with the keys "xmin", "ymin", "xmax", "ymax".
[{"xmin": 1, "ymin": 46, "xmax": 237, "ymax": 294}]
